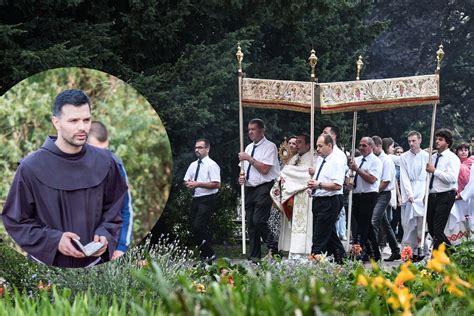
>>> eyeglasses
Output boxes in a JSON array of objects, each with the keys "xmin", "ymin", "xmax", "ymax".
[
  {"xmin": 359, "ymin": 144, "xmax": 368, "ymax": 147},
  {"xmin": 195, "ymin": 146, "xmax": 206, "ymax": 150}
]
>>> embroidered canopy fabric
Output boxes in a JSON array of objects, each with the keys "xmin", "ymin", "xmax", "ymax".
[
  {"xmin": 241, "ymin": 75, "xmax": 439, "ymax": 114},
  {"xmin": 317, "ymin": 74, "xmax": 440, "ymax": 114},
  {"xmin": 242, "ymin": 78, "xmax": 312, "ymax": 113}
]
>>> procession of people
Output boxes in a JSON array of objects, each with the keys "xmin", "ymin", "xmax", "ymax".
[{"xmin": 186, "ymin": 118, "xmax": 473, "ymax": 265}]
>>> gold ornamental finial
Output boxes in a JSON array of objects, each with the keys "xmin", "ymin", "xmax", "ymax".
[
  {"xmin": 308, "ymin": 49, "xmax": 318, "ymax": 81},
  {"xmin": 236, "ymin": 43, "xmax": 244, "ymax": 73},
  {"xmin": 436, "ymin": 44, "xmax": 444, "ymax": 74},
  {"xmin": 356, "ymin": 55, "xmax": 364, "ymax": 80}
]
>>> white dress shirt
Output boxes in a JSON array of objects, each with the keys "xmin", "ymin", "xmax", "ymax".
[
  {"xmin": 429, "ymin": 149, "xmax": 461, "ymax": 193},
  {"xmin": 242, "ymin": 136, "xmax": 280, "ymax": 187},
  {"xmin": 312, "ymin": 153, "xmax": 345, "ymax": 197},
  {"xmin": 352, "ymin": 152, "xmax": 383, "ymax": 194},
  {"xmin": 378, "ymin": 151, "xmax": 396, "ymax": 192},
  {"xmin": 184, "ymin": 155, "xmax": 221, "ymax": 197}
]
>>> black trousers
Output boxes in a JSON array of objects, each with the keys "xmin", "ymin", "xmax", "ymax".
[
  {"xmin": 245, "ymin": 181, "xmax": 276, "ymax": 258},
  {"xmin": 427, "ymin": 190, "xmax": 456, "ymax": 250},
  {"xmin": 191, "ymin": 193, "xmax": 217, "ymax": 259},
  {"xmin": 311, "ymin": 195, "xmax": 346, "ymax": 262},
  {"xmin": 352, "ymin": 192, "xmax": 381, "ymax": 260}
]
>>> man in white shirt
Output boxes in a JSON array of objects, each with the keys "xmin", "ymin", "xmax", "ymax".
[
  {"xmin": 184, "ymin": 138, "xmax": 221, "ymax": 262},
  {"xmin": 399, "ymin": 131, "xmax": 429, "ymax": 260},
  {"xmin": 371, "ymin": 136, "xmax": 401, "ymax": 261},
  {"xmin": 426, "ymin": 128, "xmax": 461, "ymax": 251},
  {"xmin": 323, "ymin": 126, "xmax": 348, "ymax": 240},
  {"xmin": 347, "ymin": 137, "xmax": 383, "ymax": 261},
  {"xmin": 308, "ymin": 134, "xmax": 346, "ymax": 263},
  {"xmin": 238, "ymin": 119, "xmax": 280, "ymax": 260}
]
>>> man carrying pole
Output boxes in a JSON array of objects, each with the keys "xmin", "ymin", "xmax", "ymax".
[{"xmin": 238, "ymin": 118, "xmax": 280, "ymax": 261}]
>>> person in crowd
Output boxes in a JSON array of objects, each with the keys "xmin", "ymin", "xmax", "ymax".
[{"xmin": 238, "ymin": 118, "xmax": 280, "ymax": 261}]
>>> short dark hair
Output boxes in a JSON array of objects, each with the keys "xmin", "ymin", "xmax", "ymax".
[
  {"xmin": 298, "ymin": 132, "xmax": 310, "ymax": 145},
  {"xmin": 325, "ymin": 125, "xmax": 339, "ymax": 142},
  {"xmin": 372, "ymin": 135, "xmax": 382, "ymax": 147},
  {"xmin": 435, "ymin": 128, "xmax": 454, "ymax": 148},
  {"xmin": 455, "ymin": 143, "xmax": 471, "ymax": 157},
  {"xmin": 249, "ymin": 118, "xmax": 265, "ymax": 129},
  {"xmin": 90, "ymin": 121, "xmax": 108, "ymax": 142},
  {"xmin": 382, "ymin": 137, "xmax": 394, "ymax": 153},
  {"xmin": 288, "ymin": 135, "xmax": 297, "ymax": 142},
  {"xmin": 53, "ymin": 89, "xmax": 91, "ymax": 116},
  {"xmin": 195, "ymin": 138, "xmax": 210, "ymax": 148},
  {"xmin": 471, "ymin": 132, "xmax": 474, "ymax": 139},
  {"xmin": 319, "ymin": 134, "xmax": 333, "ymax": 146}
]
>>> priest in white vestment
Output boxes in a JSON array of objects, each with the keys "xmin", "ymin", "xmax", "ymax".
[{"xmin": 271, "ymin": 133, "xmax": 315, "ymax": 258}]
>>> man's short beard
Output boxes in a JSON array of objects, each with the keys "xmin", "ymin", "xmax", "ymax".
[{"xmin": 63, "ymin": 134, "xmax": 87, "ymax": 148}]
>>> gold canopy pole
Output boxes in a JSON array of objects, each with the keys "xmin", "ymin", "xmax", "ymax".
[
  {"xmin": 308, "ymin": 50, "xmax": 318, "ymax": 167},
  {"xmin": 420, "ymin": 44, "xmax": 444, "ymax": 255},
  {"xmin": 236, "ymin": 43, "xmax": 246, "ymax": 255},
  {"xmin": 345, "ymin": 55, "xmax": 364, "ymax": 251},
  {"xmin": 308, "ymin": 50, "xmax": 318, "ymax": 248}
]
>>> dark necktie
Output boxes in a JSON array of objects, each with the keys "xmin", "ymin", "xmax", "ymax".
[
  {"xmin": 246, "ymin": 145, "xmax": 257, "ymax": 180},
  {"xmin": 192, "ymin": 159, "xmax": 202, "ymax": 196},
  {"xmin": 429, "ymin": 153, "xmax": 442, "ymax": 190},
  {"xmin": 353, "ymin": 157, "xmax": 366, "ymax": 189},
  {"xmin": 315, "ymin": 159, "xmax": 326, "ymax": 180},
  {"xmin": 312, "ymin": 158, "xmax": 326, "ymax": 194}
]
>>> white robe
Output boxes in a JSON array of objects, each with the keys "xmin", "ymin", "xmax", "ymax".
[
  {"xmin": 271, "ymin": 151, "xmax": 314, "ymax": 256},
  {"xmin": 460, "ymin": 166, "xmax": 474, "ymax": 233},
  {"xmin": 399, "ymin": 150, "xmax": 429, "ymax": 249}
]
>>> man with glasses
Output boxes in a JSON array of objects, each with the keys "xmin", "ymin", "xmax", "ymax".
[
  {"xmin": 184, "ymin": 138, "xmax": 221, "ymax": 263},
  {"xmin": 346, "ymin": 137, "xmax": 383, "ymax": 262}
]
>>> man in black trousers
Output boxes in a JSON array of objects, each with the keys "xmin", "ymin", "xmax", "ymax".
[
  {"xmin": 426, "ymin": 128, "xmax": 460, "ymax": 251},
  {"xmin": 184, "ymin": 138, "xmax": 221, "ymax": 263},
  {"xmin": 238, "ymin": 118, "xmax": 280, "ymax": 260},
  {"xmin": 308, "ymin": 134, "xmax": 346, "ymax": 263}
]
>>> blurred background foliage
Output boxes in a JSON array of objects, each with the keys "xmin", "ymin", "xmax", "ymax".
[{"xmin": 0, "ymin": 68, "xmax": 172, "ymax": 248}]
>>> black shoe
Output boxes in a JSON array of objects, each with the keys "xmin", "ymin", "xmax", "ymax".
[
  {"xmin": 411, "ymin": 254, "xmax": 425, "ymax": 263},
  {"xmin": 384, "ymin": 253, "xmax": 401, "ymax": 262}
]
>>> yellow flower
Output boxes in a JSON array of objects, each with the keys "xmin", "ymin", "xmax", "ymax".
[
  {"xmin": 453, "ymin": 275, "xmax": 472, "ymax": 289},
  {"xmin": 395, "ymin": 262, "xmax": 415, "ymax": 287},
  {"xmin": 193, "ymin": 282, "xmax": 206, "ymax": 293},
  {"xmin": 429, "ymin": 243, "xmax": 450, "ymax": 269},
  {"xmin": 387, "ymin": 295, "xmax": 400, "ymax": 309},
  {"xmin": 387, "ymin": 283, "xmax": 413, "ymax": 315},
  {"xmin": 357, "ymin": 274, "xmax": 369, "ymax": 287},
  {"xmin": 371, "ymin": 276, "xmax": 386, "ymax": 289},
  {"xmin": 420, "ymin": 269, "xmax": 429, "ymax": 278},
  {"xmin": 427, "ymin": 259, "xmax": 443, "ymax": 272},
  {"xmin": 447, "ymin": 283, "xmax": 465, "ymax": 297}
]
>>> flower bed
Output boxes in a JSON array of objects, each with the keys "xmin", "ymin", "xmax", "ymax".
[{"xmin": 0, "ymin": 239, "xmax": 473, "ymax": 315}]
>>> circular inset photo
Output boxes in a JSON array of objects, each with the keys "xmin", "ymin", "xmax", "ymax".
[{"xmin": 0, "ymin": 67, "xmax": 172, "ymax": 268}]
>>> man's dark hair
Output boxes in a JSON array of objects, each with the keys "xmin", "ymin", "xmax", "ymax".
[
  {"xmin": 52, "ymin": 89, "xmax": 91, "ymax": 116},
  {"xmin": 382, "ymin": 137, "xmax": 394, "ymax": 153},
  {"xmin": 325, "ymin": 125, "xmax": 339, "ymax": 142},
  {"xmin": 90, "ymin": 121, "xmax": 108, "ymax": 142},
  {"xmin": 435, "ymin": 128, "xmax": 454, "ymax": 148},
  {"xmin": 372, "ymin": 135, "xmax": 382, "ymax": 147},
  {"xmin": 196, "ymin": 138, "xmax": 210, "ymax": 148},
  {"xmin": 471, "ymin": 131, "xmax": 474, "ymax": 139},
  {"xmin": 320, "ymin": 134, "xmax": 333, "ymax": 146},
  {"xmin": 455, "ymin": 142, "xmax": 471, "ymax": 157},
  {"xmin": 298, "ymin": 132, "xmax": 310, "ymax": 145},
  {"xmin": 249, "ymin": 118, "xmax": 265, "ymax": 129}
]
